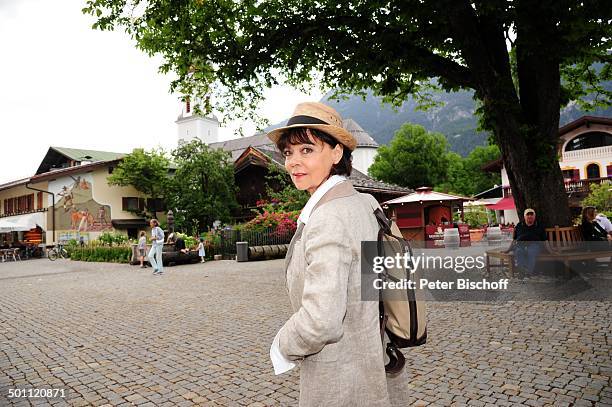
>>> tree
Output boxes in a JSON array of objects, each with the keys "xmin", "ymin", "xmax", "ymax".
[
  {"xmin": 84, "ymin": 0, "xmax": 612, "ymax": 227},
  {"xmin": 167, "ymin": 139, "xmax": 238, "ymax": 233},
  {"xmin": 437, "ymin": 145, "xmax": 501, "ymax": 196},
  {"xmin": 262, "ymin": 163, "xmax": 309, "ymax": 213},
  {"xmin": 582, "ymin": 183, "xmax": 612, "ymax": 212},
  {"xmin": 107, "ymin": 148, "xmax": 170, "ymax": 219},
  {"xmin": 369, "ymin": 123, "xmax": 450, "ymax": 189}
]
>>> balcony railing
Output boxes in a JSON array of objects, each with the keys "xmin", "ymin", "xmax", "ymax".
[
  {"xmin": 564, "ymin": 177, "xmax": 611, "ymax": 194},
  {"xmin": 0, "ymin": 208, "xmax": 48, "ymax": 218},
  {"xmin": 502, "ymin": 177, "xmax": 610, "ymax": 198},
  {"xmin": 562, "ymin": 145, "xmax": 612, "ymax": 161}
]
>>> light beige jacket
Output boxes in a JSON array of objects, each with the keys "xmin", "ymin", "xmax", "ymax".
[{"xmin": 277, "ymin": 181, "xmax": 390, "ymax": 407}]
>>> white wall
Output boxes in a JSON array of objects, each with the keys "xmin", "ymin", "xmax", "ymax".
[
  {"xmin": 352, "ymin": 147, "xmax": 378, "ymax": 175},
  {"xmin": 177, "ymin": 116, "xmax": 220, "ymax": 145}
]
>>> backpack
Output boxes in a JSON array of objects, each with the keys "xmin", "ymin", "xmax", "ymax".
[{"xmin": 372, "ymin": 207, "xmax": 428, "ymax": 375}]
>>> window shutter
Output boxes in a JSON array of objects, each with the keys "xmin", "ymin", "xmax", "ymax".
[
  {"xmin": 122, "ymin": 197, "xmax": 128, "ymax": 211},
  {"xmin": 573, "ymin": 169, "xmax": 580, "ymax": 181},
  {"xmin": 607, "ymin": 165, "xmax": 612, "ymax": 178},
  {"xmin": 139, "ymin": 198, "xmax": 146, "ymax": 211}
]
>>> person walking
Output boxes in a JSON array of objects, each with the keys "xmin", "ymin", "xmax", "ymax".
[
  {"xmin": 197, "ymin": 238, "xmax": 206, "ymax": 263},
  {"xmin": 148, "ymin": 219, "xmax": 165, "ymax": 275},
  {"xmin": 137, "ymin": 231, "xmax": 148, "ymax": 268},
  {"xmin": 267, "ymin": 102, "xmax": 390, "ymax": 406}
]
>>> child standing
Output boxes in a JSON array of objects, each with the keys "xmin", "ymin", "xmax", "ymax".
[
  {"xmin": 137, "ymin": 231, "xmax": 147, "ymax": 268},
  {"xmin": 197, "ymin": 238, "xmax": 206, "ymax": 263}
]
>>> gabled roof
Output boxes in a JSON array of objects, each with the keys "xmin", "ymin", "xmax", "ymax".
[{"xmin": 36, "ymin": 147, "xmax": 125, "ymax": 174}]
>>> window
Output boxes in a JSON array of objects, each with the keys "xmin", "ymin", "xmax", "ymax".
[
  {"xmin": 565, "ymin": 132, "xmax": 612, "ymax": 152},
  {"xmin": 562, "ymin": 169, "xmax": 580, "ymax": 182},
  {"xmin": 122, "ymin": 197, "xmax": 144, "ymax": 212},
  {"xmin": 2, "ymin": 193, "xmax": 34, "ymax": 216},
  {"xmin": 147, "ymin": 198, "xmax": 166, "ymax": 212},
  {"xmin": 586, "ymin": 164, "xmax": 600, "ymax": 179}
]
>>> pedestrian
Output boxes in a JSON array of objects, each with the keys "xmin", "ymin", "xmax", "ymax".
[
  {"xmin": 267, "ymin": 102, "xmax": 390, "ymax": 406},
  {"xmin": 197, "ymin": 238, "xmax": 206, "ymax": 263},
  {"xmin": 137, "ymin": 231, "xmax": 147, "ymax": 268},
  {"xmin": 582, "ymin": 206, "xmax": 611, "ymax": 242},
  {"xmin": 510, "ymin": 208, "xmax": 546, "ymax": 278},
  {"xmin": 148, "ymin": 219, "xmax": 165, "ymax": 275}
]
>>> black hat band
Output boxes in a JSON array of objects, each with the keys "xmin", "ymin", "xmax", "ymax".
[{"xmin": 286, "ymin": 115, "xmax": 329, "ymax": 126}]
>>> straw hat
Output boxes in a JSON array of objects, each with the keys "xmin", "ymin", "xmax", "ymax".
[{"xmin": 266, "ymin": 102, "xmax": 357, "ymax": 151}]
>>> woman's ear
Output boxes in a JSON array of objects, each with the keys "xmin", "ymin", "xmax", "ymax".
[{"xmin": 333, "ymin": 144, "xmax": 343, "ymax": 164}]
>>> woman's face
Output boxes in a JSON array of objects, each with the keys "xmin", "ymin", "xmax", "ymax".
[{"xmin": 282, "ymin": 130, "xmax": 343, "ymax": 195}]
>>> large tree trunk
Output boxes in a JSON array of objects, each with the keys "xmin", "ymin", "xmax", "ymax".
[{"xmin": 446, "ymin": 0, "xmax": 573, "ymax": 228}]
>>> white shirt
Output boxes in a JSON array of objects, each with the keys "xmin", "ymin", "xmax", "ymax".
[
  {"xmin": 298, "ymin": 175, "xmax": 347, "ymax": 225},
  {"xmin": 270, "ymin": 175, "xmax": 348, "ymax": 375},
  {"xmin": 595, "ymin": 214, "xmax": 612, "ymax": 233}
]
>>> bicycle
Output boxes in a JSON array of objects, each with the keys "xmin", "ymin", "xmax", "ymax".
[{"xmin": 48, "ymin": 244, "xmax": 69, "ymax": 261}]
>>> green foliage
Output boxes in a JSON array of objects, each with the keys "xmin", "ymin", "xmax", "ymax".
[
  {"xmin": 582, "ymin": 183, "xmax": 612, "ymax": 211},
  {"xmin": 369, "ymin": 123, "xmax": 450, "ymax": 189},
  {"xmin": 107, "ymin": 148, "xmax": 170, "ymax": 217},
  {"xmin": 69, "ymin": 246, "xmax": 132, "ymax": 263},
  {"xmin": 175, "ymin": 232, "xmax": 198, "ymax": 249},
  {"xmin": 261, "ymin": 164, "xmax": 309, "ymax": 212},
  {"xmin": 167, "ymin": 139, "xmax": 239, "ymax": 232},
  {"xmin": 462, "ymin": 207, "xmax": 490, "ymax": 228},
  {"xmin": 436, "ymin": 145, "xmax": 501, "ymax": 196},
  {"xmin": 97, "ymin": 232, "xmax": 129, "ymax": 246}
]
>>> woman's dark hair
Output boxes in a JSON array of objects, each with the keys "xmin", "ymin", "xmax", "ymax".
[
  {"xmin": 140, "ymin": 231, "xmax": 146, "ymax": 237},
  {"xmin": 582, "ymin": 206, "xmax": 596, "ymax": 223},
  {"xmin": 150, "ymin": 219, "xmax": 159, "ymax": 227},
  {"xmin": 276, "ymin": 127, "xmax": 352, "ymax": 176}
]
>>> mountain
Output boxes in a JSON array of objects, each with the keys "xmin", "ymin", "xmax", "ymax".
[{"xmin": 266, "ymin": 87, "xmax": 612, "ymax": 156}]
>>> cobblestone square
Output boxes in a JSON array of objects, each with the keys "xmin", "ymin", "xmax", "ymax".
[{"xmin": 0, "ymin": 259, "xmax": 610, "ymax": 406}]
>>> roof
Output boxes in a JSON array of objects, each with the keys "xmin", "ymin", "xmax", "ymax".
[
  {"xmin": 473, "ymin": 184, "xmax": 503, "ymax": 199},
  {"xmin": 558, "ymin": 115, "xmax": 612, "ymax": 136},
  {"xmin": 343, "ymin": 119, "xmax": 379, "ymax": 147},
  {"xmin": 31, "ymin": 161, "xmax": 117, "ymax": 182},
  {"xmin": 50, "ymin": 146, "xmax": 125, "ymax": 162},
  {"xmin": 383, "ymin": 187, "xmax": 471, "ymax": 205},
  {"xmin": 36, "ymin": 147, "xmax": 126, "ymax": 174},
  {"xmin": 209, "ymin": 134, "xmax": 272, "ymax": 161},
  {"xmin": 0, "ymin": 177, "xmax": 30, "ymax": 193}
]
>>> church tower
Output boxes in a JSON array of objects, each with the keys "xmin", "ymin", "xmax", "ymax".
[{"xmin": 176, "ymin": 97, "xmax": 221, "ymax": 145}]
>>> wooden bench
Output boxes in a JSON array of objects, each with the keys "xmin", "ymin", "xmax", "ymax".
[{"xmin": 486, "ymin": 226, "xmax": 612, "ymax": 278}]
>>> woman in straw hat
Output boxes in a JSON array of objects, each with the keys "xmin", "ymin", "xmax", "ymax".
[{"xmin": 268, "ymin": 102, "xmax": 390, "ymax": 406}]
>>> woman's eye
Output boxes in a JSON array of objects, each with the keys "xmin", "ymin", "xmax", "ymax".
[
  {"xmin": 302, "ymin": 147, "xmax": 313, "ymax": 154},
  {"xmin": 282, "ymin": 150, "xmax": 291, "ymax": 157}
]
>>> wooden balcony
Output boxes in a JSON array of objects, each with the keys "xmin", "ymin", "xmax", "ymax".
[{"xmin": 564, "ymin": 177, "xmax": 611, "ymax": 194}]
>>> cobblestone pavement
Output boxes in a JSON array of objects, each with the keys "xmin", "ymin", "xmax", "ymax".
[{"xmin": 0, "ymin": 259, "xmax": 610, "ymax": 406}]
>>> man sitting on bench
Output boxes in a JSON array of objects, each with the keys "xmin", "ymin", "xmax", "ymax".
[{"xmin": 510, "ymin": 208, "xmax": 546, "ymax": 278}]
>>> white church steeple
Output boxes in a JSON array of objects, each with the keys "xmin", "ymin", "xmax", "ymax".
[{"xmin": 176, "ymin": 97, "xmax": 221, "ymax": 145}]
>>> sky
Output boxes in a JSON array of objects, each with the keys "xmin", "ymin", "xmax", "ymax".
[{"xmin": 0, "ymin": 0, "xmax": 323, "ymax": 185}]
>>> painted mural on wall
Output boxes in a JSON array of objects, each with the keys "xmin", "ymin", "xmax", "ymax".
[{"xmin": 47, "ymin": 174, "xmax": 113, "ymax": 241}]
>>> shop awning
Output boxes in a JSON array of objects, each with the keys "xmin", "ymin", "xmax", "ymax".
[
  {"xmin": 485, "ymin": 196, "xmax": 516, "ymax": 210},
  {"xmin": 0, "ymin": 212, "xmax": 45, "ymax": 232}
]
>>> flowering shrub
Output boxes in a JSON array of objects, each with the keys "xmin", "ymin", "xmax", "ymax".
[{"xmin": 242, "ymin": 210, "xmax": 299, "ymax": 236}]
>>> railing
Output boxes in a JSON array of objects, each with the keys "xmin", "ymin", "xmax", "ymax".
[
  {"xmin": 562, "ymin": 145, "xmax": 612, "ymax": 161},
  {"xmin": 0, "ymin": 208, "xmax": 48, "ymax": 218},
  {"xmin": 206, "ymin": 227, "xmax": 296, "ymax": 259},
  {"xmin": 564, "ymin": 177, "xmax": 611, "ymax": 194},
  {"xmin": 502, "ymin": 177, "xmax": 610, "ymax": 198}
]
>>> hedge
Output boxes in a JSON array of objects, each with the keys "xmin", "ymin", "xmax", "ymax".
[{"xmin": 68, "ymin": 246, "xmax": 132, "ymax": 263}]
